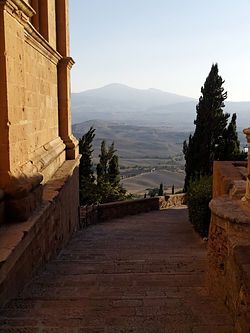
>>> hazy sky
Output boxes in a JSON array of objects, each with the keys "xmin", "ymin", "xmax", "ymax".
[{"xmin": 69, "ymin": 0, "xmax": 250, "ymax": 101}]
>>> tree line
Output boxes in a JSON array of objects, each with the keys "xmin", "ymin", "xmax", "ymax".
[{"xmin": 79, "ymin": 127, "xmax": 129, "ymax": 205}]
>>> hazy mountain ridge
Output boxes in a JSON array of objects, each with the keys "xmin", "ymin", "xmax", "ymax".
[{"xmin": 72, "ymin": 84, "xmax": 250, "ymax": 130}]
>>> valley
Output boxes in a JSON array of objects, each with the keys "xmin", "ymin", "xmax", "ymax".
[{"xmin": 72, "ymin": 84, "xmax": 250, "ymax": 195}]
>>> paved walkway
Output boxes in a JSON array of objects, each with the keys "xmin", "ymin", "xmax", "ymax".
[{"xmin": 0, "ymin": 208, "xmax": 234, "ymax": 332}]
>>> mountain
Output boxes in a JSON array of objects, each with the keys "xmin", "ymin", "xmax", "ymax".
[
  {"xmin": 71, "ymin": 84, "xmax": 250, "ymax": 130},
  {"xmin": 72, "ymin": 83, "xmax": 194, "ymax": 107}
]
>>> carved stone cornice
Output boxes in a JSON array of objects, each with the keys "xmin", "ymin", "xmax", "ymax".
[
  {"xmin": 0, "ymin": 0, "xmax": 35, "ymax": 22},
  {"xmin": 24, "ymin": 23, "xmax": 62, "ymax": 65}
]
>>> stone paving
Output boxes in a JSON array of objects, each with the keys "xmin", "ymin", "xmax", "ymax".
[{"xmin": 0, "ymin": 207, "xmax": 234, "ymax": 332}]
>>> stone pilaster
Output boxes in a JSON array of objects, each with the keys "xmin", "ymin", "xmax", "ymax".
[
  {"xmin": 56, "ymin": 0, "xmax": 78, "ymax": 160},
  {"xmin": 243, "ymin": 128, "xmax": 250, "ymax": 201}
]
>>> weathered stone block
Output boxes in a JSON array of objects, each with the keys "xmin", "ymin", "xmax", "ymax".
[{"xmin": 6, "ymin": 184, "xmax": 43, "ymax": 221}]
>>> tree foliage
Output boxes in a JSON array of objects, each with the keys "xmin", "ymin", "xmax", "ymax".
[
  {"xmin": 188, "ymin": 176, "xmax": 212, "ymax": 237},
  {"xmin": 79, "ymin": 131, "xmax": 128, "ymax": 205},
  {"xmin": 216, "ymin": 113, "xmax": 241, "ymax": 161},
  {"xmin": 108, "ymin": 155, "xmax": 120, "ymax": 187},
  {"xmin": 158, "ymin": 183, "xmax": 164, "ymax": 196},
  {"xmin": 183, "ymin": 63, "xmax": 232, "ymax": 190},
  {"xmin": 79, "ymin": 127, "xmax": 97, "ymax": 204},
  {"xmin": 96, "ymin": 140, "xmax": 126, "ymax": 203}
]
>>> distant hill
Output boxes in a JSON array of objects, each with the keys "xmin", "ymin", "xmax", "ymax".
[
  {"xmin": 121, "ymin": 170, "xmax": 184, "ymax": 196},
  {"xmin": 71, "ymin": 84, "xmax": 250, "ymax": 130},
  {"xmin": 73, "ymin": 120, "xmax": 187, "ymax": 169}
]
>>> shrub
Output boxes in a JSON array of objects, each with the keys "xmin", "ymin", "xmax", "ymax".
[{"xmin": 187, "ymin": 176, "xmax": 212, "ymax": 237}]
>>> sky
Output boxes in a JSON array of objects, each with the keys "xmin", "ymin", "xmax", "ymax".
[{"xmin": 69, "ymin": 0, "xmax": 250, "ymax": 101}]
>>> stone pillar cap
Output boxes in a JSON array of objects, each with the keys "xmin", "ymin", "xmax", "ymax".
[{"xmin": 243, "ymin": 128, "xmax": 250, "ymax": 135}]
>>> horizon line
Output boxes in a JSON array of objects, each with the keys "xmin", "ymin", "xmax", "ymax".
[{"xmin": 71, "ymin": 83, "xmax": 250, "ymax": 103}]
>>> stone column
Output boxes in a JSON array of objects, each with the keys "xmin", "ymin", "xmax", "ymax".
[
  {"xmin": 243, "ymin": 128, "xmax": 250, "ymax": 201},
  {"xmin": 56, "ymin": 0, "xmax": 78, "ymax": 160}
]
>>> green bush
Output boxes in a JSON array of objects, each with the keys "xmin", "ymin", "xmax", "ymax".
[{"xmin": 187, "ymin": 176, "xmax": 212, "ymax": 237}]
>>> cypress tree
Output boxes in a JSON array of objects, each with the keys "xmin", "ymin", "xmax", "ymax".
[
  {"xmin": 79, "ymin": 127, "xmax": 96, "ymax": 204},
  {"xmin": 97, "ymin": 140, "xmax": 116, "ymax": 184},
  {"xmin": 217, "ymin": 113, "xmax": 241, "ymax": 160},
  {"xmin": 108, "ymin": 155, "xmax": 120, "ymax": 187},
  {"xmin": 183, "ymin": 63, "xmax": 229, "ymax": 190},
  {"xmin": 158, "ymin": 183, "xmax": 164, "ymax": 196},
  {"xmin": 97, "ymin": 140, "xmax": 108, "ymax": 183}
]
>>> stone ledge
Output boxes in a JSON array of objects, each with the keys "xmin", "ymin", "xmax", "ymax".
[
  {"xmin": 210, "ymin": 196, "xmax": 250, "ymax": 226},
  {"xmin": 213, "ymin": 161, "xmax": 247, "ymax": 199},
  {"xmin": 0, "ymin": 157, "xmax": 80, "ymax": 306}
]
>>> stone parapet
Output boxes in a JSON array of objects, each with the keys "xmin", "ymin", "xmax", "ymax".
[
  {"xmin": 80, "ymin": 198, "xmax": 159, "ymax": 227},
  {"xmin": 159, "ymin": 193, "xmax": 187, "ymax": 209},
  {"xmin": 208, "ymin": 161, "xmax": 250, "ymax": 332},
  {"xmin": 98, "ymin": 198, "xmax": 160, "ymax": 222},
  {"xmin": 0, "ymin": 157, "xmax": 80, "ymax": 306},
  {"xmin": 213, "ymin": 161, "xmax": 247, "ymax": 199},
  {"xmin": 80, "ymin": 194, "xmax": 187, "ymax": 228}
]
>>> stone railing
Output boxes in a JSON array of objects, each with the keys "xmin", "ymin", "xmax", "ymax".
[
  {"xmin": 80, "ymin": 194, "xmax": 187, "ymax": 227},
  {"xmin": 98, "ymin": 198, "xmax": 159, "ymax": 222},
  {"xmin": 80, "ymin": 198, "xmax": 159, "ymax": 226}
]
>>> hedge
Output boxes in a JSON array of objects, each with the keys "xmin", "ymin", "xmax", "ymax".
[{"xmin": 187, "ymin": 176, "xmax": 212, "ymax": 237}]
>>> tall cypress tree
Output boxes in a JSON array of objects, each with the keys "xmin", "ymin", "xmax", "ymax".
[
  {"xmin": 79, "ymin": 127, "xmax": 96, "ymax": 204},
  {"xmin": 183, "ymin": 64, "xmax": 229, "ymax": 190}
]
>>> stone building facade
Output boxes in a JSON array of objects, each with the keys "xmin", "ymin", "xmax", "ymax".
[{"xmin": 0, "ymin": 0, "xmax": 80, "ymax": 304}]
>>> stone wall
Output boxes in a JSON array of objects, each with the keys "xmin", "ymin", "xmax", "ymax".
[
  {"xmin": 0, "ymin": 0, "xmax": 80, "ymax": 309},
  {"xmin": 80, "ymin": 194, "xmax": 187, "ymax": 227},
  {"xmin": 0, "ymin": 0, "xmax": 78, "ymax": 221},
  {"xmin": 208, "ymin": 161, "xmax": 250, "ymax": 332},
  {"xmin": 159, "ymin": 194, "xmax": 187, "ymax": 209},
  {"xmin": 98, "ymin": 198, "xmax": 160, "ymax": 222},
  {"xmin": 0, "ymin": 158, "xmax": 80, "ymax": 307}
]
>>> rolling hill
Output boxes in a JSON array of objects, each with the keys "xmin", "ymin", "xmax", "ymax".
[
  {"xmin": 121, "ymin": 170, "xmax": 184, "ymax": 196},
  {"xmin": 73, "ymin": 120, "xmax": 187, "ymax": 166}
]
